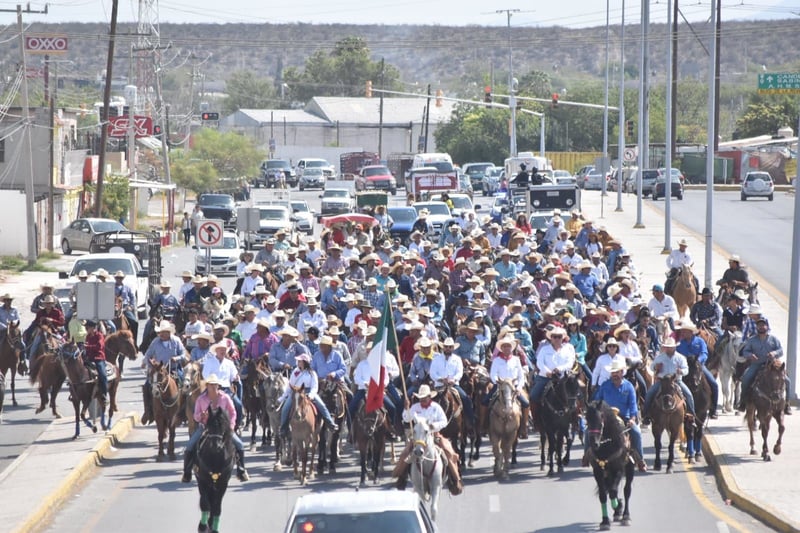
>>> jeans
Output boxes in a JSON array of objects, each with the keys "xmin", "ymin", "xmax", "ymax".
[
  {"xmin": 483, "ymin": 382, "xmax": 530, "ymax": 408},
  {"xmin": 222, "ymin": 387, "xmax": 244, "ymax": 429},
  {"xmin": 698, "ymin": 363, "xmax": 719, "ymax": 414},
  {"xmin": 578, "ymin": 362, "xmax": 593, "ymax": 383},
  {"xmin": 183, "ymin": 228, "xmax": 191, "ymax": 246},
  {"xmin": 280, "ymin": 395, "xmax": 336, "ymax": 431},
  {"xmin": 185, "ymin": 425, "xmax": 245, "ymax": 458},
  {"xmin": 94, "ymin": 359, "xmax": 108, "ymax": 397},
  {"xmin": 529, "ymin": 375, "xmax": 549, "ymax": 404},
  {"xmin": 348, "ymin": 388, "xmax": 397, "ymax": 425},
  {"xmin": 644, "ymin": 380, "xmax": 695, "ymax": 416}
]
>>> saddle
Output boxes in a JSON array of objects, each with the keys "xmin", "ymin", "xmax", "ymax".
[
  {"xmin": 436, "ymin": 385, "xmax": 463, "ymax": 420},
  {"xmin": 84, "ymin": 361, "xmax": 118, "ymax": 383}
]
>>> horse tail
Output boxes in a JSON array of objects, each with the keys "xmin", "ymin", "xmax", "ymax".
[{"xmin": 29, "ymin": 353, "xmax": 44, "ymax": 384}]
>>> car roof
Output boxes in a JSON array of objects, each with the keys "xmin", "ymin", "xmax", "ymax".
[
  {"xmin": 291, "ymin": 490, "xmax": 420, "ymax": 515},
  {"xmin": 388, "ymin": 206, "xmax": 416, "ymax": 212},
  {"xmin": 414, "ymin": 201, "xmax": 448, "ymax": 207},
  {"xmin": 80, "ymin": 217, "xmax": 120, "ymax": 223},
  {"xmin": 324, "ymin": 187, "xmax": 350, "ymax": 193},
  {"xmin": 74, "ymin": 252, "xmax": 138, "ymax": 260}
]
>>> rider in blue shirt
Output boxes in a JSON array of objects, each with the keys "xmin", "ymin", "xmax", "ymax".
[{"xmin": 676, "ymin": 324, "xmax": 719, "ymax": 419}]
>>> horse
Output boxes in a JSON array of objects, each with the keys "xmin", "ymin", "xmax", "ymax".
[
  {"xmin": 0, "ymin": 321, "xmax": 25, "ymax": 408},
  {"xmin": 352, "ymin": 401, "xmax": 389, "ymax": 487},
  {"xmin": 195, "ymin": 406, "xmax": 236, "ymax": 533},
  {"xmin": 28, "ymin": 325, "xmax": 66, "ymax": 418},
  {"xmin": 585, "ymin": 400, "xmax": 635, "ymax": 530},
  {"xmin": 289, "ymin": 386, "xmax": 320, "ymax": 485},
  {"xmin": 650, "ymin": 374, "xmax": 686, "ymax": 473},
  {"xmin": 488, "ymin": 378, "xmax": 521, "ymax": 479},
  {"xmin": 745, "ymin": 361, "xmax": 786, "ymax": 462},
  {"xmin": 241, "ymin": 358, "xmax": 269, "ymax": 448},
  {"xmin": 717, "ymin": 331, "xmax": 744, "ymax": 413},
  {"xmin": 697, "ymin": 324, "xmax": 718, "ymax": 362},
  {"xmin": 182, "ymin": 361, "xmax": 205, "ymax": 434},
  {"xmin": 317, "ymin": 379, "xmax": 346, "ymax": 475},
  {"xmin": 434, "ymin": 384, "xmax": 466, "ymax": 468},
  {"xmin": 670, "ymin": 265, "xmax": 697, "ymax": 319},
  {"xmin": 460, "ymin": 363, "xmax": 490, "ymax": 466},
  {"xmin": 410, "ymin": 415, "xmax": 447, "ymax": 522},
  {"xmin": 150, "ymin": 362, "xmax": 180, "ymax": 461},
  {"xmin": 538, "ymin": 371, "xmax": 581, "ymax": 476},
  {"xmin": 263, "ymin": 371, "xmax": 289, "ymax": 470},
  {"xmin": 113, "ymin": 295, "xmax": 130, "ymax": 334},
  {"xmin": 0, "ymin": 373, "xmax": 5, "ymax": 420},
  {"xmin": 56, "ymin": 342, "xmax": 120, "ymax": 439},
  {"xmin": 104, "ymin": 330, "xmax": 137, "ymax": 378},
  {"xmin": 684, "ymin": 357, "xmax": 711, "ymax": 463}
]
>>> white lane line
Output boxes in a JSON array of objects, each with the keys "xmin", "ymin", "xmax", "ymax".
[
  {"xmin": 717, "ymin": 521, "xmax": 731, "ymax": 533},
  {"xmin": 489, "ymin": 494, "xmax": 501, "ymax": 513}
]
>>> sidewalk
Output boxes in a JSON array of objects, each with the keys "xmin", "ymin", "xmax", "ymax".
[{"xmin": 580, "ymin": 189, "xmax": 800, "ymax": 532}]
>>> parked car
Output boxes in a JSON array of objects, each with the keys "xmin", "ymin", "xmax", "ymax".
[
  {"xmin": 59, "ymin": 253, "xmax": 149, "ymax": 318},
  {"xmin": 583, "ymin": 171, "xmax": 606, "ymax": 191},
  {"xmin": 284, "ymin": 490, "xmax": 437, "ymax": 533},
  {"xmin": 575, "ymin": 165, "xmax": 596, "ymax": 188},
  {"xmin": 658, "ymin": 167, "xmax": 686, "ymax": 185},
  {"xmin": 482, "ymin": 167, "xmax": 502, "ymax": 196},
  {"xmin": 258, "ymin": 159, "xmax": 296, "ymax": 188},
  {"xmin": 320, "ymin": 188, "xmax": 355, "ymax": 217},
  {"xmin": 60, "ymin": 218, "xmax": 126, "ymax": 255},
  {"xmin": 194, "ymin": 231, "xmax": 244, "ymax": 276},
  {"xmin": 290, "ymin": 200, "xmax": 315, "ymax": 235},
  {"xmin": 652, "ymin": 175, "xmax": 684, "ymax": 200},
  {"xmin": 355, "ymin": 165, "xmax": 397, "ymax": 195},
  {"xmin": 741, "ymin": 171, "xmax": 774, "ymax": 201},
  {"xmin": 197, "ymin": 193, "xmax": 238, "ymax": 229},
  {"xmin": 430, "ymin": 193, "xmax": 480, "ymax": 219},
  {"xmin": 298, "ymin": 167, "xmax": 326, "ymax": 191},
  {"xmin": 462, "ymin": 162, "xmax": 495, "ymax": 191},
  {"xmin": 628, "ymin": 169, "xmax": 660, "ymax": 197},
  {"xmin": 387, "ymin": 206, "xmax": 418, "ymax": 244}
]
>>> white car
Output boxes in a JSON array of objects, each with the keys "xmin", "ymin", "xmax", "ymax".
[
  {"xmin": 412, "ymin": 201, "xmax": 451, "ymax": 239},
  {"xmin": 741, "ymin": 171, "xmax": 774, "ymax": 201},
  {"xmin": 59, "ymin": 253, "xmax": 149, "ymax": 318},
  {"xmin": 290, "ymin": 199, "xmax": 315, "ymax": 235},
  {"xmin": 195, "ymin": 232, "xmax": 243, "ymax": 276},
  {"xmin": 246, "ymin": 205, "xmax": 294, "ymax": 249},
  {"xmin": 429, "ymin": 193, "xmax": 481, "ymax": 218}
]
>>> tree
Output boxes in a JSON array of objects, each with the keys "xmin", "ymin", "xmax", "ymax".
[
  {"xmin": 223, "ymin": 71, "xmax": 277, "ymax": 114},
  {"xmin": 734, "ymin": 100, "xmax": 797, "ymax": 139},
  {"xmin": 86, "ymin": 175, "xmax": 129, "ymax": 222},
  {"xmin": 170, "ymin": 129, "xmax": 265, "ymax": 194}
]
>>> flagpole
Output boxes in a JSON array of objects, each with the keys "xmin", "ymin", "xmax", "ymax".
[{"xmin": 387, "ymin": 287, "xmax": 408, "ymax": 402}]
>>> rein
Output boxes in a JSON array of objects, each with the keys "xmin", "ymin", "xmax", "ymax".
[{"xmin": 154, "ymin": 373, "xmax": 179, "ymax": 408}]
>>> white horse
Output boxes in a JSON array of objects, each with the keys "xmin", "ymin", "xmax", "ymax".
[
  {"xmin": 718, "ymin": 331, "xmax": 744, "ymax": 413},
  {"xmin": 410, "ymin": 415, "xmax": 447, "ymax": 522}
]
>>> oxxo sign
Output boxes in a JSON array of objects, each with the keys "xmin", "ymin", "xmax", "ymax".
[{"xmin": 24, "ymin": 35, "xmax": 69, "ymax": 55}]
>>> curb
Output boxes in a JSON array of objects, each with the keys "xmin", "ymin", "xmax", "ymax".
[
  {"xmin": 12, "ymin": 412, "xmax": 139, "ymax": 533},
  {"xmin": 683, "ymin": 184, "xmax": 793, "ymax": 192},
  {"xmin": 702, "ymin": 432, "xmax": 799, "ymax": 533}
]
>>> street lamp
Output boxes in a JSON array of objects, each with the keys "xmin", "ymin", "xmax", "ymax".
[{"xmin": 497, "ymin": 8, "xmax": 520, "ymax": 157}]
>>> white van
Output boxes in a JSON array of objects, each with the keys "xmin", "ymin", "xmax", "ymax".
[
  {"xmin": 504, "ymin": 151, "xmax": 552, "ymax": 179},
  {"xmin": 411, "ymin": 152, "xmax": 453, "ymax": 171}
]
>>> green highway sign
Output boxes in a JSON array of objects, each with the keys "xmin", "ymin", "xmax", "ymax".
[{"xmin": 758, "ymin": 72, "xmax": 800, "ymax": 94}]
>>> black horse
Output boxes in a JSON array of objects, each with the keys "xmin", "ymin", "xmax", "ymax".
[
  {"xmin": 195, "ymin": 407, "xmax": 235, "ymax": 533},
  {"xmin": 585, "ymin": 400, "xmax": 635, "ymax": 531},
  {"xmin": 538, "ymin": 371, "xmax": 582, "ymax": 476},
  {"xmin": 318, "ymin": 379, "xmax": 347, "ymax": 475},
  {"xmin": 684, "ymin": 357, "xmax": 711, "ymax": 463}
]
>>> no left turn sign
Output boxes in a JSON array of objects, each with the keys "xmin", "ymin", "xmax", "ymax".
[
  {"xmin": 197, "ymin": 220, "xmax": 224, "ymax": 247},
  {"xmin": 623, "ymin": 147, "xmax": 638, "ymax": 162}
]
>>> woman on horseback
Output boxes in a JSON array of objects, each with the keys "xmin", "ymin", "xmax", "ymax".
[
  {"xmin": 278, "ymin": 353, "xmax": 339, "ymax": 438},
  {"xmin": 83, "ymin": 321, "xmax": 108, "ymax": 401},
  {"xmin": 181, "ymin": 374, "xmax": 249, "ymax": 483}
]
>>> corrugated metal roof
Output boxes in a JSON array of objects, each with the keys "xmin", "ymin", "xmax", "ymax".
[
  {"xmin": 307, "ymin": 97, "xmax": 455, "ymax": 125},
  {"xmin": 226, "ymin": 109, "xmax": 330, "ymax": 126}
]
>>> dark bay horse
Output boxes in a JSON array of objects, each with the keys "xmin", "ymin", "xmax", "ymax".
[
  {"xmin": 289, "ymin": 386, "xmax": 320, "ymax": 485},
  {"xmin": 746, "ymin": 361, "xmax": 786, "ymax": 462},
  {"xmin": 461, "ymin": 363, "xmax": 490, "ymax": 466},
  {"xmin": 57, "ymin": 342, "xmax": 120, "ymax": 438},
  {"xmin": 352, "ymin": 401, "xmax": 389, "ymax": 487},
  {"xmin": 434, "ymin": 384, "xmax": 466, "ymax": 468},
  {"xmin": 28, "ymin": 325, "xmax": 66, "ymax": 418},
  {"xmin": 685, "ymin": 357, "xmax": 711, "ymax": 463},
  {"xmin": 151, "ymin": 362, "xmax": 180, "ymax": 461},
  {"xmin": 585, "ymin": 400, "xmax": 634, "ymax": 530},
  {"xmin": 104, "ymin": 330, "xmax": 137, "ymax": 378},
  {"xmin": 241, "ymin": 358, "xmax": 269, "ymax": 447},
  {"xmin": 650, "ymin": 375, "xmax": 685, "ymax": 473},
  {"xmin": 195, "ymin": 407, "xmax": 235, "ymax": 533},
  {"xmin": 318, "ymin": 379, "xmax": 346, "ymax": 475},
  {"xmin": 0, "ymin": 321, "xmax": 25, "ymax": 408},
  {"xmin": 538, "ymin": 371, "xmax": 581, "ymax": 476}
]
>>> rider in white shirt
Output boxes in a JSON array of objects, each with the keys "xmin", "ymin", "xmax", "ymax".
[
  {"xmin": 591, "ymin": 338, "xmax": 626, "ymax": 387},
  {"xmin": 429, "ymin": 337, "xmax": 476, "ymax": 427},
  {"xmin": 278, "ymin": 353, "xmax": 338, "ymax": 436}
]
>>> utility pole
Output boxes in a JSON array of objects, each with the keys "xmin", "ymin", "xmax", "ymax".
[
  {"xmin": 601, "ymin": 0, "xmax": 610, "ymax": 212},
  {"xmin": 704, "ymin": 0, "xmax": 717, "ymax": 291},
  {"xmin": 423, "ymin": 84, "xmax": 431, "ymax": 153},
  {"xmin": 714, "ymin": 0, "xmax": 721, "ymax": 151},
  {"xmin": 615, "ymin": 0, "xmax": 625, "ymax": 213},
  {"xmin": 95, "ymin": 0, "xmax": 120, "ymax": 218},
  {"xmin": 378, "ymin": 58, "xmax": 385, "ymax": 159},
  {"xmin": 497, "ymin": 9, "xmax": 520, "ymax": 157},
  {"xmin": 671, "ymin": 0, "xmax": 679, "ymax": 162}
]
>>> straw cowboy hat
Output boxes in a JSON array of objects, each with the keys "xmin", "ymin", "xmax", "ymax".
[
  {"xmin": 278, "ymin": 326, "xmax": 300, "ymax": 337},
  {"xmin": 204, "ymin": 374, "xmax": 223, "ymax": 386},
  {"xmin": 441, "ymin": 337, "xmax": 460, "ymax": 350},
  {"xmin": 661, "ymin": 338, "xmax": 677, "ymax": 348},
  {"xmin": 676, "ymin": 322, "xmax": 698, "ymax": 334},
  {"xmin": 210, "ymin": 342, "xmax": 228, "ymax": 353},
  {"xmin": 191, "ymin": 332, "xmax": 214, "ymax": 342},
  {"xmin": 413, "ymin": 384, "xmax": 437, "ymax": 399},
  {"xmin": 613, "ymin": 324, "xmax": 632, "ymax": 338},
  {"xmin": 212, "ymin": 322, "xmax": 230, "ymax": 335},
  {"xmin": 415, "ymin": 337, "xmax": 433, "ymax": 350},
  {"xmin": 546, "ymin": 326, "xmax": 567, "ymax": 340},
  {"xmin": 154, "ymin": 320, "xmax": 175, "ymax": 333},
  {"xmin": 604, "ymin": 337, "xmax": 619, "ymax": 347},
  {"xmin": 0, "ymin": 293, "xmax": 13, "ymax": 300},
  {"xmin": 319, "ymin": 335, "xmax": 334, "ymax": 347},
  {"xmin": 605, "ymin": 359, "xmax": 628, "ymax": 374},
  {"xmin": 496, "ymin": 336, "xmax": 517, "ymax": 350}
]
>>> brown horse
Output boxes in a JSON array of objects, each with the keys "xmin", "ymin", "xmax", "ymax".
[
  {"xmin": 353, "ymin": 401, "xmax": 389, "ymax": 487},
  {"xmin": 28, "ymin": 325, "xmax": 66, "ymax": 418},
  {"xmin": 0, "ymin": 321, "xmax": 25, "ymax": 408},
  {"xmin": 745, "ymin": 361, "xmax": 786, "ymax": 462},
  {"xmin": 650, "ymin": 374, "xmax": 686, "ymax": 473},
  {"xmin": 56, "ymin": 342, "xmax": 120, "ymax": 439},
  {"xmin": 104, "ymin": 330, "xmax": 137, "ymax": 378},
  {"xmin": 151, "ymin": 362, "xmax": 180, "ymax": 461},
  {"xmin": 434, "ymin": 384, "xmax": 466, "ymax": 468},
  {"xmin": 697, "ymin": 324, "xmax": 717, "ymax": 363},
  {"xmin": 289, "ymin": 386, "xmax": 320, "ymax": 485},
  {"xmin": 318, "ymin": 379, "xmax": 347, "ymax": 475},
  {"xmin": 489, "ymin": 378, "xmax": 521, "ymax": 479},
  {"xmin": 181, "ymin": 361, "xmax": 204, "ymax": 434},
  {"xmin": 461, "ymin": 363, "xmax": 490, "ymax": 466},
  {"xmin": 671, "ymin": 265, "xmax": 697, "ymax": 319}
]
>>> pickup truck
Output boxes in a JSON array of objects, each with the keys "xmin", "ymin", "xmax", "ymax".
[{"xmin": 197, "ymin": 193, "xmax": 238, "ymax": 229}]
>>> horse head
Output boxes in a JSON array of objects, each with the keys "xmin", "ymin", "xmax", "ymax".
[
  {"xmin": 496, "ymin": 378, "xmax": 516, "ymax": 411},
  {"xmin": 412, "ymin": 415, "xmax": 434, "ymax": 459},
  {"xmin": 585, "ymin": 400, "xmax": 607, "ymax": 450},
  {"xmin": 205, "ymin": 406, "xmax": 231, "ymax": 438},
  {"xmin": 56, "ymin": 340, "xmax": 81, "ymax": 362},
  {"xmin": 656, "ymin": 374, "xmax": 681, "ymax": 411}
]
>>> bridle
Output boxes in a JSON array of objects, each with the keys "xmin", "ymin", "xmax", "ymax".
[{"xmin": 153, "ymin": 368, "xmax": 179, "ymax": 408}]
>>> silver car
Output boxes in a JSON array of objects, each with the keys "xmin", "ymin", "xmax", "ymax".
[
  {"xmin": 61, "ymin": 218, "xmax": 126, "ymax": 255},
  {"xmin": 298, "ymin": 167, "xmax": 326, "ymax": 191},
  {"xmin": 741, "ymin": 171, "xmax": 774, "ymax": 201}
]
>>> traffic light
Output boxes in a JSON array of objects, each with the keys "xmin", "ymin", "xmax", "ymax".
[
  {"xmin": 551, "ymin": 92, "xmax": 559, "ymax": 108},
  {"xmin": 626, "ymin": 120, "xmax": 634, "ymax": 138},
  {"xmin": 435, "ymin": 89, "xmax": 443, "ymax": 107},
  {"xmin": 484, "ymin": 86, "xmax": 492, "ymax": 104},
  {"xmin": 201, "ymin": 112, "xmax": 219, "ymax": 121},
  {"xmin": 153, "ymin": 124, "xmax": 163, "ymax": 137},
  {"xmin": 365, "ymin": 80, "xmax": 372, "ymax": 98}
]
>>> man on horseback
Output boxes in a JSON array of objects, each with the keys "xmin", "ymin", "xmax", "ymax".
[
  {"xmin": 664, "ymin": 239, "xmax": 695, "ymax": 296},
  {"xmin": 487, "ymin": 336, "xmax": 531, "ymax": 436},
  {"xmin": 152, "ymin": 281, "xmax": 179, "ymax": 320},
  {"xmin": 737, "ymin": 318, "xmax": 792, "ymax": 415},
  {"xmin": 142, "ymin": 321, "xmax": 187, "ymax": 425},
  {"xmin": 0, "ymin": 293, "xmax": 21, "ymax": 347},
  {"xmin": 647, "ymin": 284, "xmax": 678, "ymax": 331},
  {"xmin": 676, "ymin": 324, "xmax": 719, "ymax": 420},
  {"xmin": 278, "ymin": 353, "xmax": 339, "ymax": 437},
  {"xmin": 690, "ymin": 288, "xmax": 723, "ymax": 339},
  {"xmin": 718, "ymin": 255, "xmax": 750, "ymax": 293},
  {"xmin": 642, "ymin": 338, "xmax": 695, "ymax": 423},
  {"xmin": 181, "ymin": 374, "xmax": 249, "ymax": 483},
  {"xmin": 83, "ymin": 321, "xmax": 108, "ymax": 401},
  {"xmin": 395, "ymin": 385, "xmax": 463, "ymax": 495},
  {"xmin": 25, "ymin": 295, "xmax": 65, "ymax": 362},
  {"xmin": 430, "ymin": 337, "xmax": 476, "ymax": 429},
  {"xmin": 113, "ymin": 271, "xmax": 139, "ymax": 343}
]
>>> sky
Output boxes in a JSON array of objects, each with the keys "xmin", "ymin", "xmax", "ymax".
[{"xmin": 4, "ymin": 0, "xmax": 798, "ymax": 27}]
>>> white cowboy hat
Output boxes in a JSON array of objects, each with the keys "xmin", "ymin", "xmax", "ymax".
[
  {"xmin": 154, "ymin": 320, "xmax": 174, "ymax": 333},
  {"xmin": 415, "ymin": 336, "xmax": 433, "ymax": 349},
  {"xmin": 442, "ymin": 337, "xmax": 459, "ymax": 349},
  {"xmin": 278, "ymin": 326, "xmax": 300, "ymax": 337},
  {"xmin": 546, "ymin": 326, "xmax": 567, "ymax": 340},
  {"xmin": 495, "ymin": 336, "xmax": 516, "ymax": 350},
  {"xmin": 210, "ymin": 342, "xmax": 228, "ymax": 352},
  {"xmin": 413, "ymin": 384, "xmax": 437, "ymax": 399},
  {"xmin": 191, "ymin": 333, "xmax": 214, "ymax": 342},
  {"xmin": 661, "ymin": 338, "xmax": 677, "ymax": 348},
  {"xmin": 204, "ymin": 374, "xmax": 223, "ymax": 386},
  {"xmin": 318, "ymin": 335, "xmax": 334, "ymax": 347},
  {"xmin": 605, "ymin": 359, "xmax": 628, "ymax": 373},
  {"xmin": 295, "ymin": 353, "xmax": 312, "ymax": 363}
]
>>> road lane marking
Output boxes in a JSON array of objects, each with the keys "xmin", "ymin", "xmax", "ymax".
[
  {"xmin": 682, "ymin": 455, "xmax": 750, "ymax": 533},
  {"xmin": 717, "ymin": 522, "xmax": 731, "ymax": 533},
  {"xmin": 488, "ymin": 494, "xmax": 500, "ymax": 513}
]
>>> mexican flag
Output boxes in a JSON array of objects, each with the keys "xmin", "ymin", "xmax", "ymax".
[{"xmin": 365, "ymin": 296, "xmax": 397, "ymax": 413}]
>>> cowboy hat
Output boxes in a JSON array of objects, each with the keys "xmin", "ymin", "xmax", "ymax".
[
  {"xmin": 546, "ymin": 326, "xmax": 567, "ymax": 340},
  {"xmin": 442, "ymin": 337, "xmax": 459, "ymax": 349},
  {"xmin": 613, "ymin": 324, "xmax": 632, "ymax": 338},
  {"xmin": 212, "ymin": 322, "xmax": 230, "ymax": 335},
  {"xmin": 179, "ymin": 270, "xmax": 193, "ymax": 278},
  {"xmin": 154, "ymin": 320, "xmax": 174, "ymax": 333},
  {"xmin": 272, "ymin": 310, "xmax": 287, "ymax": 319},
  {"xmin": 192, "ymin": 275, "xmax": 205, "ymax": 283},
  {"xmin": 464, "ymin": 321, "xmax": 481, "ymax": 332},
  {"xmin": 604, "ymin": 337, "xmax": 619, "ymax": 347},
  {"xmin": 732, "ymin": 289, "xmax": 747, "ymax": 301},
  {"xmin": 0, "ymin": 293, "xmax": 13, "ymax": 300},
  {"xmin": 661, "ymin": 338, "xmax": 677, "ymax": 348},
  {"xmin": 159, "ymin": 280, "xmax": 172, "ymax": 288},
  {"xmin": 605, "ymin": 359, "xmax": 627, "ymax": 373},
  {"xmin": 192, "ymin": 332, "xmax": 214, "ymax": 342},
  {"xmin": 328, "ymin": 324, "xmax": 342, "ymax": 336},
  {"xmin": 39, "ymin": 294, "xmax": 57, "ymax": 306},
  {"xmin": 243, "ymin": 304, "xmax": 258, "ymax": 314},
  {"xmin": 319, "ymin": 335, "xmax": 334, "ymax": 347},
  {"xmin": 607, "ymin": 284, "xmax": 623, "ymax": 298},
  {"xmin": 204, "ymin": 373, "xmax": 223, "ymax": 386},
  {"xmin": 676, "ymin": 322, "xmax": 698, "ymax": 334},
  {"xmin": 278, "ymin": 326, "xmax": 300, "ymax": 337},
  {"xmin": 415, "ymin": 337, "xmax": 433, "ymax": 349},
  {"xmin": 256, "ymin": 318, "xmax": 271, "ymax": 329},
  {"xmin": 728, "ymin": 254, "xmax": 741, "ymax": 263},
  {"xmin": 413, "ymin": 384, "xmax": 437, "ymax": 399},
  {"xmin": 496, "ymin": 336, "xmax": 517, "ymax": 350},
  {"xmin": 678, "ymin": 238, "xmax": 688, "ymax": 247},
  {"xmin": 295, "ymin": 353, "xmax": 311, "ymax": 363}
]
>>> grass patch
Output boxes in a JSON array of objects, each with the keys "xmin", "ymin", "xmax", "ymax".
[{"xmin": 0, "ymin": 255, "xmax": 57, "ymax": 272}]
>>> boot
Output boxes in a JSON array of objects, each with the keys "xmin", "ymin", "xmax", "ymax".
[
  {"xmin": 395, "ymin": 463, "xmax": 410, "ymax": 490},
  {"xmin": 181, "ymin": 451, "xmax": 193, "ymax": 483},
  {"xmin": 784, "ymin": 404, "xmax": 793, "ymax": 416},
  {"xmin": 447, "ymin": 461, "xmax": 463, "ymax": 495},
  {"xmin": 519, "ymin": 406, "xmax": 530, "ymax": 439},
  {"xmin": 141, "ymin": 384, "xmax": 153, "ymax": 425},
  {"xmin": 236, "ymin": 453, "xmax": 249, "ymax": 482}
]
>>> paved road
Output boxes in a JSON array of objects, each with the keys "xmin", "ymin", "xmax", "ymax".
[{"xmin": 647, "ymin": 189, "xmax": 794, "ymax": 300}]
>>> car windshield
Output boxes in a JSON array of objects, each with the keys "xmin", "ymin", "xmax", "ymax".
[
  {"xmin": 289, "ymin": 511, "xmax": 424, "ymax": 533},
  {"xmin": 70, "ymin": 258, "xmax": 135, "ymax": 277},
  {"xmin": 199, "ymin": 195, "xmax": 233, "ymax": 207},
  {"xmin": 363, "ymin": 166, "xmax": 390, "ymax": 177},
  {"xmin": 259, "ymin": 208, "xmax": 287, "ymax": 221},
  {"xmin": 450, "ymin": 197, "xmax": 472, "ymax": 209},
  {"xmin": 266, "ymin": 161, "xmax": 289, "ymax": 169},
  {"xmin": 221, "ymin": 237, "xmax": 238, "ymax": 249},
  {"xmin": 306, "ymin": 160, "xmax": 329, "ymax": 168},
  {"xmin": 324, "ymin": 190, "xmax": 350, "ymax": 199},
  {"xmin": 414, "ymin": 203, "xmax": 450, "ymax": 216},
  {"xmin": 466, "ymin": 164, "xmax": 493, "ymax": 176},
  {"xmin": 641, "ymin": 170, "xmax": 659, "ymax": 179},
  {"xmin": 553, "ymin": 170, "xmax": 571, "ymax": 178},
  {"xmin": 90, "ymin": 220, "xmax": 126, "ymax": 233},
  {"xmin": 291, "ymin": 201, "xmax": 309, "ymax": 213},
  {"xmin": 304, "ymin": 168, "xmax": 323, "ymax": 176},
  {"xmin": 387, "ymin": 208, "xmax": 417, "ymax": 223}
]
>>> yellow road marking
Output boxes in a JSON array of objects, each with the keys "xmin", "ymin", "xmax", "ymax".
[{"xmin": 681, "ymin": 453, "xmax": 750, "ymax": 533}]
